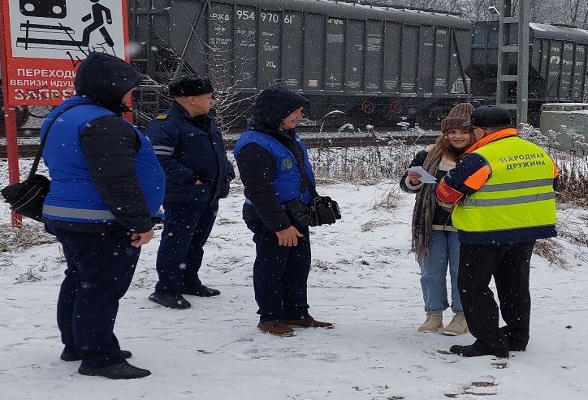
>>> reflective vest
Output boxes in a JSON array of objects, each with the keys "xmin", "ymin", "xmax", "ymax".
[
  {"xmin": 452, "ymin": 136, "xmax": 556, "ymax": 244},
  {"xmin": 233, "ymin": 129, "xmax": 315, "ymax": 205},
  {"xmin": 42, "ymin": 99, "xmax": 165, "ymax": 223}
]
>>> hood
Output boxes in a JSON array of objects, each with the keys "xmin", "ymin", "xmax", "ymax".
[
  {"xmin": 251, "ymin": 87, "xmax": 310, "ymax": 132},
  {"xmin": 74, "ymin": 52, "xmax": 142, "ymax": 113}
]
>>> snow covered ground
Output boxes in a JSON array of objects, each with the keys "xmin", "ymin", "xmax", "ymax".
[{"xmin": 1, "ymin": 161, "xmax": 587, "ymax": 399}]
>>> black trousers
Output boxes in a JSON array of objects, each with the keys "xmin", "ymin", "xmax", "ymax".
[
  {"xmin": 245, "ymin": 218, "xmax": 311, "ymax": 322},
  {"xmin": 155, "ymin": 201, "xmax": 218, "ymax": 292},
  {"xmin": 458, "ymin": 240, "xmax": 535, "ymax": 352},
  {"xmin": 49, "ymin": 226, "xmax": 140, "ymax": 369}
]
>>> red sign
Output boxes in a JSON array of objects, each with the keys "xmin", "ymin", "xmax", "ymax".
[{"xmin": 1, "ymin": 0, "xmax": 129, "ymax": 106}]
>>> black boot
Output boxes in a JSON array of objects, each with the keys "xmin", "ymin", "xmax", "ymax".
[
  {"xmin": 78, "ymin": 361, "xmax": 151, "ymax": 379},
  {"xmin": 61, "ymin": 347, "xmax": 132, "ymax": 362},
  {"xmin": 450, "ymin": 344, "xmax": 509, "ymax": 358},
  {"xmin": 181, "ymin": 285, "xmax": 220, "ymax": 297},
  {"xmin": 149, "ymin": 291, "xmax": 191, "ymax": 309}
]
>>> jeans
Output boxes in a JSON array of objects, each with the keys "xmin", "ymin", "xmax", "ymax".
[{"xmin": 418, "ymin": 230, "xmax": 462, "ymax": 314}]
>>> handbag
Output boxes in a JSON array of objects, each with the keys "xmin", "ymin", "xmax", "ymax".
[
  {"xmin": 1, "ymin": 103, "xmax": 81, "ymax": 221},
  {"xmin": 307, "ymin": 195, "xmax": 341, "ymax": 227},
  {"xmin": 1, "ymin": 173, "xmax": 50, "ymax": 222},
  {"xmin": 1, "ymin": 136, "xmax": 50, "ymax": 222},
  {"xmin": 288, "ymin": 138, "xmax": 342, "ymax": 227}
]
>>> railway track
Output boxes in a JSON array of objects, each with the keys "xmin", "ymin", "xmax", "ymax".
[{"xmin": 1, "ymin": 128, "xmax": 437, "ymax": 159}]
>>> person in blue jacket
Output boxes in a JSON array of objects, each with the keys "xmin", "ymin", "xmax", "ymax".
[
  {"xmin": 146, "ymin": 76, "xmax": 235, "ymax": 309},
  {"xmin": 41, "ymin": 52, "xmax": 165, "ymax": 379},
  {"xmin": 234, "ymin": 87, "xmax": 333, "ymax": 337}
]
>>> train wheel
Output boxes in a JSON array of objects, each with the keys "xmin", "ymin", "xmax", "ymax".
[
  {"xmin": 360, "ymin": 100, "xmax": 375, "ymax": 114},
  {"xmin": 389, "ymin": 100, "xmax": 403, "ymax": 114}
]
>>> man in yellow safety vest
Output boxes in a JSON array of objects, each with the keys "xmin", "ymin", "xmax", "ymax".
[{"xmin": 436, "ymin": 105, "xmax": 557, "ymax": 358}]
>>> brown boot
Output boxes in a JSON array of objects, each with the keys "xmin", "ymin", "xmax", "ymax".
[
  {"xmin": 282, "ymin": 316, "xmax": 334, "ymax": 329},
  {"xmin": 417, "ymin": 312, "xmax": 443, "ymax": 333},
  {"xmin": 257, "ymin": 320, "xmax": 295, "ymax": 337},
  {"xmin": 442, "ymin": 314, "xmax": 469, "ymax": 336}
]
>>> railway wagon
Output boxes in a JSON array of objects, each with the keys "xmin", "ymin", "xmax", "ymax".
[
  {"xmin": 467, "ymin": 21, "xmax": 588, "ymax": 124},
  {"xmin": 128, "ymin": 0, "xmax": 472, "ymax": 129}
]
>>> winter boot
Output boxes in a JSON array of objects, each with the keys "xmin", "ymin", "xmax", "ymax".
[
  {"xmin": 417, "ymin": 312, "xmax": 443, "ymax": 333},
  {"xmin": 257, "ymin": 320, "xmax": 295, "ymax": 337},
  {"xmin": 282, "ymin": 316, "xmax": 334, "ymax": 329},
  {"xmin": 443, "ymin": 314, "xmax": 469, "ymax": 336}
]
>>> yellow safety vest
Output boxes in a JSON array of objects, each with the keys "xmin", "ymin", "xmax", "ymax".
[{"xmin": 452, "ymin": 136, "xmax": 556, "ymax": 235}]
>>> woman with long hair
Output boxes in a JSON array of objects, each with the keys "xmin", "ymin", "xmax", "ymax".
[{"xmin": 400, "ymin": 103, "xmax": 475, "ymax": 335}]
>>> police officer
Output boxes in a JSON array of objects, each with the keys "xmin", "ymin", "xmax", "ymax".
[
  {"xmin": 436, "ymin": 105, "xmax": 558, "ymax": 358},
  {"xmin": 147, "ymin": 76, "xmax": 235, "ymax": 309},
  {"xmin": 234, "ymin": 87, "xmax": 333, "ymax": 337}
]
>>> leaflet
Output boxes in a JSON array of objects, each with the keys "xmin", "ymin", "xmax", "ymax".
[{"xmin": 407, "ymin": 166, "xmax": 437, "ymax": 184}]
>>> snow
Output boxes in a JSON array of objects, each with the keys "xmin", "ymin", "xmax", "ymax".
[{"xmin": 1, "ymin": 163, "xmax": 588, "ymax": 399}]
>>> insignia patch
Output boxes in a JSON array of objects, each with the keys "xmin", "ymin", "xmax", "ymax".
[
  {"xmin": 155, "ymin": 114, "xmax": 169, "ymax": 120},
  {"xmin": 281, "ymin": 157, "xmax": 294, "ymax": 170}
]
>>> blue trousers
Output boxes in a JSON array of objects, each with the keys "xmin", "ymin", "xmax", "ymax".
[
  {"xmin": 155, "ymin": 201, "xmax": 218, "ymax": 292},
  {"xmin": 49, "ymin": 226, "xmax": 139, "ymax": 369},
  {"xmin": 418, "ymin": 230, "xmax": 462, "ymax": 313},
  {"xmin": 246, "ymin": 219, "xmax": 311, "ymax": 322}
]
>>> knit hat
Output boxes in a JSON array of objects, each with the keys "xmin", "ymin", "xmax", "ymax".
[
  {"xmin": 441, "ymin": 103, "xmax": 475, "ymax": 133},
  {"xmin": 168, "ymin": 76, "xmax": 214, "ymax": 97}
]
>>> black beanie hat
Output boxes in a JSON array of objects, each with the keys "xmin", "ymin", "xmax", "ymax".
[{"xmin": 168, "ymin": 76, "xmax": 214, "ymax": 97}]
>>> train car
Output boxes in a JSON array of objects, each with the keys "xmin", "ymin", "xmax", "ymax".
[
  {"xmin": 128, "ymin": 0, "xmax": 472, "ymax": 129},
  {"xmin": 468, "ymin": 21, "xmax": 588, "ymax": 125},
  {"xmin": 5, "ymin": 1, "xmax": 588, "ymax": 133}
]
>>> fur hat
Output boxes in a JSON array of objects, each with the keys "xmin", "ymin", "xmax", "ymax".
[
  {"xmin": 168, "ymin": 76, "xmax": 214, "ymax": 97},
  {"xmin": 441, "ymin": 103, "xmax": 475, "ymax": 133}
]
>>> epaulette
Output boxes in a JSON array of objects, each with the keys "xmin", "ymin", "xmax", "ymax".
[{"xmin": 155, "ymin": 114, "xmax": 169, "ymax": 120}]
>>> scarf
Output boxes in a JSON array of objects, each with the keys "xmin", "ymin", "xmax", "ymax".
[{"xmin": 411, "ymin": 136, "xmax": 468, "ymax": 261}]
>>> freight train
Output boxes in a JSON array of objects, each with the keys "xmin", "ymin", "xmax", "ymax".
[
  {"xmin": 127, "ymin": 0, "xmax": 588, "ymax": 130},
  {"xmin": 4, "ymin": 0, "xmax": 588, "ymax": 131}
]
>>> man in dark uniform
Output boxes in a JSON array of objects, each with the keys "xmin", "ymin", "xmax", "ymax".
[
  {"xmin": 234, "ymin": 87, "xmax": 333, "ymax": 337},
  {"xmin": 146, "ymin": 76, "xmax": 235, "ymax": 309},
  {"xmin": 42, "ymin": 52, "xmax": 165, "ymax": 379}
]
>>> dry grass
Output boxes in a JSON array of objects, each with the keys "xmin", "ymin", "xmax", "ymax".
[{"xmin": 0, "ymin": 223, "xmax": 55, "ymax": 253}]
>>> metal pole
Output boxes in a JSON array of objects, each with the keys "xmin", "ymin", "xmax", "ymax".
[
  {"xmin": 173, "ymin": 1, "xmax": 209, "ymax": 79},
  {"xmin": 0, "ymin": 0, "xmax": 23, "ymax": 227},
  {"xmin": 517, "ymin": 0, "xmax": 530, "ymax": 124},
  {"xmin": 495, "ymin": 5, "xmax": 504, "ymax": 105}
]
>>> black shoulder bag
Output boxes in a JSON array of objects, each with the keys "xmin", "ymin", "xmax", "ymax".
[
  {"xmin": 287, "ymin": 138, "xmax": 341, "ymax": 227},
  {"xmin": 1, "ymin": 104, "xmax": 80, "ymax": 221}
]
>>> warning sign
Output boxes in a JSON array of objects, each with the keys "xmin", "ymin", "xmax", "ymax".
[{"xmin": 1, "ymin": 0, "xmax": 129, "ymax": 106}]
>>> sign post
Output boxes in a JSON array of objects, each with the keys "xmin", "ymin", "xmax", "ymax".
[{"xmin": 0, "ymin": 0, "xmax": 130, "ymax": 226}]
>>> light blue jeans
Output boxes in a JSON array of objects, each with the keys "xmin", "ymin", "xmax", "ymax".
[{"xmin": 418, "ymin": 230, "xmax": 462, "ymax": 314}]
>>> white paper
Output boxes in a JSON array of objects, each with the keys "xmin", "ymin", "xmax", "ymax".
[{"xmin": 407, "ymin": 166, "xmax": 437, "ymax": 183}]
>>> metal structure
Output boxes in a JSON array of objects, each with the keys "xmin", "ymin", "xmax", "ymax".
[{"xmin": 492, "ymin": 0, "xmax": 530, "ymax": 124}]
